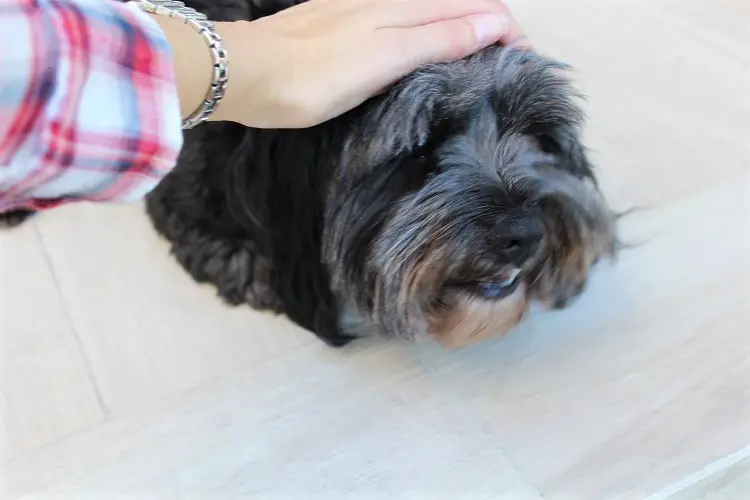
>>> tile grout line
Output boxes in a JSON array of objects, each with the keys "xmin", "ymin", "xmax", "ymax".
[
  {"xmin": 408, "ymin": 342, "xmax": 547, "ymax": 499},
  {"xmin": 642, "ymin": 443, "xmax": 750, "ymax": 500},
  {"xmin": 32, "ymin": 222, "xmax": 112, "ymax": 418}
]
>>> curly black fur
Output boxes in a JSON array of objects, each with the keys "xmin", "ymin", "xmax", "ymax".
[
  {"xmin": 0, "ymin": 209, "xmax": 36, "ymax": 229},
  {"xmin": 145, "ymin": 0, "xmax": 616, "ymax": 347}
]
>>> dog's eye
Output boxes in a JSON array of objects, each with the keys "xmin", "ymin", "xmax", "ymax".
[
  {"xmin": 479, "ymin": 279, "xmax": 516, "ymax": 299},
  {"xmin": 478, "ymin": 274, "xmax": 519, "ymax": 299},
  {"xmin": 479, "ymin": 282, "xmax": 508, "ymax": 298}
]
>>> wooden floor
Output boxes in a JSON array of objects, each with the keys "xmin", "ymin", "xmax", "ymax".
[{"xmin": 2, "ymin": 1, "xmax": 749, "ymax": 498}]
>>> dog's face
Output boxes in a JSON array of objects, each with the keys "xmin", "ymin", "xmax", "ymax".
[{"xmin": 324, "ymin": 47, "xmax": 616, "ymax": 347}]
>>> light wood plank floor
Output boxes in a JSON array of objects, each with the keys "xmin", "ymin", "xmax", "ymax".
[{"xmin": 2, "ymin": 1, "xmax": 748, "ymax": 498}]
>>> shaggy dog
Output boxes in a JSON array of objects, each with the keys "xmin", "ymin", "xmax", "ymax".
[
  {"xmin": 3, "ymin": 0, "xmax": 617, "ymax": 348},
  {"xmin": 147, "ymin": 0, "xmax": 617, "ymax": 348}
]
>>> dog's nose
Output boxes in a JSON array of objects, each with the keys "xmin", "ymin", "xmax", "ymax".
[{"xmin": 497, "ymin": 223, "xmax": 543, "ymax": 265}]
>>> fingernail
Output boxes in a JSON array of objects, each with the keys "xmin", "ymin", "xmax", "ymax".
[{"xmin": 469, "ymin": 13, "xmax": 510, "ymax": 47}]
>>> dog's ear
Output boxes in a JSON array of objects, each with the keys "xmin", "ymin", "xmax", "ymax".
[
  {"xmin": 342, "ymin": 81, "xmax": 444, "ymax": 168},
  {"xmin": 217, "ymin": 127, "xmax": 357, "ymax": 348},
  {"xmin": 324, "ymin": 68, "xmax": 455, "ymax": 296},
  {"xmin": 323, "ymin": 153, "xmax": 434, "ymax": 305}
]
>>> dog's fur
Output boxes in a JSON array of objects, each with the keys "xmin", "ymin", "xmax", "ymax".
[
  {"xmin": 2, "ymin": 0, "xmax": 617, "ymax": 348},
  {"xmin": 0, "ymin": 209, "xmax": 35, "ymax": 229},
  {"xmin": 145, "ymin": 0, "xmax": 617, "ymax": 348}
]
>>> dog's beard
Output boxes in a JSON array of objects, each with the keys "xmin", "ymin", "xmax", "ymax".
[
  {"xmin": 430, "ymin": 283, "xmax": 528, "ymax": 348},
  {"xmin": 324, "ymin": 47, "xmax": 617, "ymax": 347},
  {"xmin": 362, "ymin": 151, "xmax": 615, "ymax": 347}
]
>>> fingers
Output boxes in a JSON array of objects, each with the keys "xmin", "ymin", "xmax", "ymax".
[
  {"xmin": 387, "ymin": 12, "xmax": 510, "ymax": 69},
  {"xmin": 495, "ymin": 6, "xmax": 531, "ymax": 48},
  {"xmin": 372, "ymin": 0, "xmax": 508, "ymax": 29}
]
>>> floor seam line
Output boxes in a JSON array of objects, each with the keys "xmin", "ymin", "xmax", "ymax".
[
  {"xmin": 408, "ymin": 343, "xmax": 547, "ymax": 499},
  {"xmin": 643, "ymin": 443, "xmax": 750, "ymax": 500},
  {"xmin": 32, "ymin": 222, "xmax": 113, "ymax": 418}
]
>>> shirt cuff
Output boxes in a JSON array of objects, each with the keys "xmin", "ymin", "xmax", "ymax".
[{"xmin": 0, "ymin": 0, "xmax": 184, "ymax": 212}]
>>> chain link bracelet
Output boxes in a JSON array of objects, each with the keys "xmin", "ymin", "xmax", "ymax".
[{"xmin": 135, "ymin": 0, "xmax": 229, "ymax": 129}]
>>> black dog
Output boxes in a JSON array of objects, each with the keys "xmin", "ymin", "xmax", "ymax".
[
  {"xmin": 2, "ymin": 0, "xmax": 616, "ymax": 348},
  {"xmin": 145, "ymin": 1, "xmax": 616, "ymax": 348}
]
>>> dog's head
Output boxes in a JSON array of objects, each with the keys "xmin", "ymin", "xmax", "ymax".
[{"xmin": 323, "ymin": 47, "xmax": 616, "ymax": 347}]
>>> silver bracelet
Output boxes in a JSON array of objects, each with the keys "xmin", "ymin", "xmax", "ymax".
[{"xmin": 135, "ymin": 0, "xmax": 229, "ymax": 129}]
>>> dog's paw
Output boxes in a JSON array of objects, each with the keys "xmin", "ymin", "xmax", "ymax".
[{"xmin": 0, "ymin": 209, "xmax": 36, "ymax": 229}]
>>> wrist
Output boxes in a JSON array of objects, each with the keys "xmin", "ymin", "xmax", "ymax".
[
  {"xmin": 153, "ymin": 16, "xmax": 261, "ymax": 127},
  {"xmin": 149, "ymin": 12, "xmax": 213, "ymax": 122},
  {"xmin": 208, "ymin": 21, "xmax": 254, "ymax": 124},
  {"xmin": 212, "ymin": 20, "xmax": 316, "ymax": 128}
]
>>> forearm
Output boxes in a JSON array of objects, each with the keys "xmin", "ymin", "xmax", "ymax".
[
  {"xmin": 147, "ymin": 15, "xmax": 261, "ymax": 126},
  {"xmin": 146, "ymin": 12, "xmax": 216, "ymax": 122}
]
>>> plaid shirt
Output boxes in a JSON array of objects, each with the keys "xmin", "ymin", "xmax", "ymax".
[{"xmin": 0, "ymin": 0, "xmax": 182, "ymax": 212}]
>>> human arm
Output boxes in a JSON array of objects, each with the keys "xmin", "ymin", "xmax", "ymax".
[
  {"xmin": 178, "ymin": 0, "xmax": 530, "ymax": 128},
  {"xmin": 0, "ymin": 0, "xmax": 527, "ymax": 213}
]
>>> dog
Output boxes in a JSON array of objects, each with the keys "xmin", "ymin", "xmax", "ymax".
[
  {"xmin": 4, "ymin": 0, "xmax": 618, "ymax": 348},
  {"xmin": 144, "ymin": 0, "xmax": 617, "ymax": 348}
]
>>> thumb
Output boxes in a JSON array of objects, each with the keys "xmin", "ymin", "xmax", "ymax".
[{"xmin": 401, "ymin": 13, "xmax": 510, "ymax": 66}]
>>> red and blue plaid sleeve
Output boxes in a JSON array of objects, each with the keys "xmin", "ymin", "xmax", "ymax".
[{"xmin": 0, "ymin": 0, "xmax": 183, "ymax": 212}]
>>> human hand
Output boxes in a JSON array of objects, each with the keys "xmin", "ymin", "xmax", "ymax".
[{"xmin": 212, "ymin": 0, "xmax": 529, "ymax": 128}]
